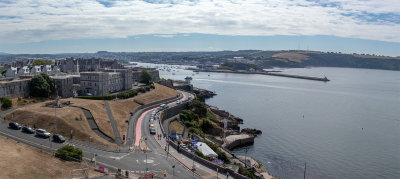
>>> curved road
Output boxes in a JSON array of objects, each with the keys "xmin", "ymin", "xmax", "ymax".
[{"xmin": 0, "ymin": 91, "xmax": 199, "ymax": 178}]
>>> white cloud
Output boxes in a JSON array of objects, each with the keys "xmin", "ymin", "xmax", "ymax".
[{"xmin": 0, "ymin": 0, "xmax": 399, "ymax": 44}]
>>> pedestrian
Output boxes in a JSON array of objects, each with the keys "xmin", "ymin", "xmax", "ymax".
[
  {"xmin": 163, "ymin": 170, "xmax": 167, "ymax": 177},
  {"xmin": 165, "ymin": 145, "xmax": 167, "ymax": 151}
]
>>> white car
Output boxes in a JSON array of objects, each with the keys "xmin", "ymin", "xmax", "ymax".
[{"xmin": 36, "ymin": 129, "xmax": 51, "ymax": 138}]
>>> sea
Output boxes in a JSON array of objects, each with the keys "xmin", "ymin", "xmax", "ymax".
[{"xmin": 132, "ymin": 62, "xmax": 400, "ymax": 179}]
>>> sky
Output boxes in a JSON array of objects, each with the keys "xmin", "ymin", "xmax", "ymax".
[{"xmin": 0, "ymin": 0, "xmax": 399, "ymax": 56}]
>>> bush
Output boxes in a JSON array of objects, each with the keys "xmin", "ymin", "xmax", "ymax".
[
  {"xmin": 117, "ymin": 89, "xmax": 138, "ymax": 99},
  {"xmin": 55, "ymin": 145, "xmax": 83, "ymax": 162},
  {"xmin": 179, "ymin": 110, "xmax": 199, "ymax": 122},
  {"xmin": 77, "ymin": 95, "xmax": 116, "ymax": 100},
  {"xmin": 145, "ymin": 86, "xmax": 151, "ymax": 91},
  {"xmin": 189, "ymin": 98, "xmax": 208, "ymax": 118},
  {"xmin": 238, "ymin": 164, "xmax": 255, "ymax": 179},
  {"xmin": 137, "ymin": 87, "xmax": 146, "ymax": 93},
  {"xmin": 201, "ymin": 119, "xmax": 213, "ymax": 133},
  {"xmin": 207, "ymin": 110, "xmax": 219, "ymax": 123},
  {"xmin": 0, "ymin": 97, "xmax": 12, "ymax": 109},
  {"xmin": 195, "ymin": 150, "xmax": 208, "ymax": 160}
]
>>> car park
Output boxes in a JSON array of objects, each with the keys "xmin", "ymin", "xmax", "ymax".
[
  {"xmin": 36, "ymin": 129, "xmax": 51, "ymax": 138},
  {"xmin": 53, "ymin": 134, "xmax": 66, "ymax": 143},
  {"xmin": 8, "ymin": 122, "xmax": 21, "ymax": 130},
  {"xmin": 22, "ymin": 126, "xmax": 35, "ymax": 134}
]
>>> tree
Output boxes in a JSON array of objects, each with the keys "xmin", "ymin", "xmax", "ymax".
[
  {"xmin": 1, "ymin": 69, "xmax": 7, "ymax": 76},
  {"xmin": 140, "ymin": 70, "xmax": 153, "ymax": 85},
  {"xmin": 0, "ymin": 97, "xmax": 12, "ymax": 109},
  {"xmin": 30, "ymin": 74, "xmax": 51, "ymax": 97},
  {"xmin": 32, "ymin": 59, "xmax": 53, "ymax": 66},
  {"xmin": 189, "ymin": 98, "xmax": 208, "ymax": 118},
  {"xmin": 55, "ymin": 145, "xmax": 83, "ymax": 162},
  {"xmin": 201, "ymin": 119, "xmax": 213, "ymax": 133},
  {"xmin": 39, "ymin": 73, "xmax": 55, "ymax": 93}
]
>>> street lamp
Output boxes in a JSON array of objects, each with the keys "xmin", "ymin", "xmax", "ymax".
[
  {"xmin": 172, "ymin": 165, "xmax": 175, "ymax": 179},
  {"xmin": 244, "ymin": 148, "xmax": 248, "ymax": 168},
  {"xmin": 144, "ymin": 150, "xmax": 148, "ymax": 178},
  {"xmin": 192, "ymin": 151, "xmax": 195, "ymax": 178}
]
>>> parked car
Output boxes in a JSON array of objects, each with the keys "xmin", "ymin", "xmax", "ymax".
[
  {"xmin": 149, "ymin": 124, "xmax": 155, "ymax": 128},
  {"xmin": 176, "ymin": 100, "xmax": 181, "ymax": 104},
  {"xmin": 52, "ymin": 134, "xmax": 66, "ymax": 143},
  {"xmin": 9, "ymin": 122, "xmax": 21, "ymax": 130},
  {"xmin": 22, "ymin": 126, "xmax": 35, "ymax": 134},
  {"xmin": 36, "ymin": 129, "xmax": 51, "ymax": 138},
  {"xmin": 150, "ymin": 127, "xmax": 156, "ymax": 135}
]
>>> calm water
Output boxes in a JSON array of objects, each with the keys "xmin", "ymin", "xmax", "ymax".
[{"xmin": 134, "ymin": 62, "xmax": 400, "ymax": 179}]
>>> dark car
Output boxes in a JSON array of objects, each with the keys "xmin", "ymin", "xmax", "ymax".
[
  {"xmin": 150, "ymin": 127, "xmax": 156, "ymax": 135},
  {"xmin": 52, "ymin": 134, "xmax": 66, "ymax": 143},
  {"xmin": 22, "ymin": 126, "xmax": 35, "ymax": 134},
  {"xmin": 9, "ymin": 122, "xmax": 21, "ymax": 130}
]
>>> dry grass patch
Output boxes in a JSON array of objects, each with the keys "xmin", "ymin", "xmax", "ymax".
[
  {"xmin": 135, "ymin": 84, "xmax": 179, "ymax": 105},
  {"xmin": 108, "ymin": 99, "xmax": 141, "ymax": 143},
  {"xmin": 3, "ymin": 101, "xmax": 116, "ymax": 148},
  {"xmin": 63, "ymin": 98, "xmax": 114, "ymax": 140},
  {"xmin": 169, "ymin": 120, "xmax": 184, "ymax": 134},
  {"xmin": 0, "ymin": 136, "xmax": 102, "ymax": 179},
  {"xmin": 272, "ymin": 52, "xmax": 310, "ymax": 62}
]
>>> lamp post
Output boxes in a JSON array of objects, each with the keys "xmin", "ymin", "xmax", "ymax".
[
  {"xmin": 172, "ymin": 165, "xmax": 175, "ymax": 179},
  {"xmin": 192, "ymin": 151, "xmax": 195, "ymax": 178},
  {"xmin": 244, "ymin": 148, "xmax": 248, "ymax": 168},
  {"xmin": 145, "ymin": 150, "xmax": 148, "ymax": 178}
]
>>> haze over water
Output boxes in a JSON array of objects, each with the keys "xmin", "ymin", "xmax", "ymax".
[{"xmin": 135, "ymin": 62, "xmax": 400, "ymax": 179}]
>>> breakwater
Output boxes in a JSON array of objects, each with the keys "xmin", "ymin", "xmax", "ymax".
[{"xmin": 193, "ymin": 69, "xmax": 330, "ymax": 82}]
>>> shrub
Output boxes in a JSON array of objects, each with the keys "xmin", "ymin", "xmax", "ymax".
[
  {"xmin": 77, "ymin": 95, "xmax": 116, "ymax": 100},
  {"xmin": 195, "ymin": 150, "xmax": 208, "ymax": 160},
  {"xmin": 238, "ymin": 164, "xmax": 255, "ymax": 179},
  {"xmin": 55, "ymin": 145, "xmax": 83, "ymax": 162},
  {"xmin": 137, "ymin": 87, "xmax": 146, "ymax": 93},
  {"xmin": 0, "ymin": 97, "xmax": 12, "ymax": 109},
  {"xmin": 117, "ymin": 89, "xmax": 138, "ymax": 99},
  {"xmin": 179, "ymin": 110, "xmax": 199, "ymax": 122},
  {"xmin": 201, "ymin": 119, "xmax": 213, "ymax": 133},
  {"xmin": 207, "ymin": 110, "xmax": 219, "ymax": 123}
]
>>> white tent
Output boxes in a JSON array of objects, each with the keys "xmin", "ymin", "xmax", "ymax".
[{"xmin": 195, "ymin": 142, "xmax": 218, "ymax": 158}]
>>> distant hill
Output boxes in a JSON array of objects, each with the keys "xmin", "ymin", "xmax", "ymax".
[
  {"xmin": 0, "ymin": 52, "xmax": 9, "ymax": 55},
  {"xmin": 0, "ymin": 50, "xmax": 399, "ymax": 71}
]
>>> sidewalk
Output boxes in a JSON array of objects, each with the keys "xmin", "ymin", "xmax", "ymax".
[{"xmin": 153, "ymin": 118, "xmax": 233, "ymax": 179}]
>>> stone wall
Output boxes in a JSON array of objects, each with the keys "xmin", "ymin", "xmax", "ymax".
[{"xmin": 0, "ymin": 79, "xmax": 30, "ymax": 98}]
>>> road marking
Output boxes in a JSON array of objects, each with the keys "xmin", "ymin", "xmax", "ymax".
[{"xmin": 144, "ymin": 159, "xmax": 154, "ymax": 163}]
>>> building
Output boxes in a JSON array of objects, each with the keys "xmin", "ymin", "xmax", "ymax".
[
  {"xmin": 53, "ymin": 75, "xmax": 80, "ymax": 98},
  {"xmin": 80, "ymin": 71, "xmax": 126, "ymax": 96},
  {"xmin": 58, "ymin": 58, "xmax": 124, "ymax": 73},
  {"xmin": 5, "ymin": 65, "xmax": 61, "ymax": 78}
]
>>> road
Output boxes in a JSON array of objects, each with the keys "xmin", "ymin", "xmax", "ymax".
[{"xmin": 0, "ymin": 91, "xmax": 200, "ymax": 178}]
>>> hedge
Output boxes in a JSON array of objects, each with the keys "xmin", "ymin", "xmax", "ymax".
[
  {"xmin": 117, "ymin": 89, "xmax": 138, "ymax": 99},
  {"xmin": 0, "ymin": 97, "xmax": 12, "ymax": 109},
  {"xmin": 55, "ymin": 145, "xmax": 83, "ymax": 162},
  {"xmin": 77, "ymin": 95, "xmax": 116, "ymax": 100}
]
